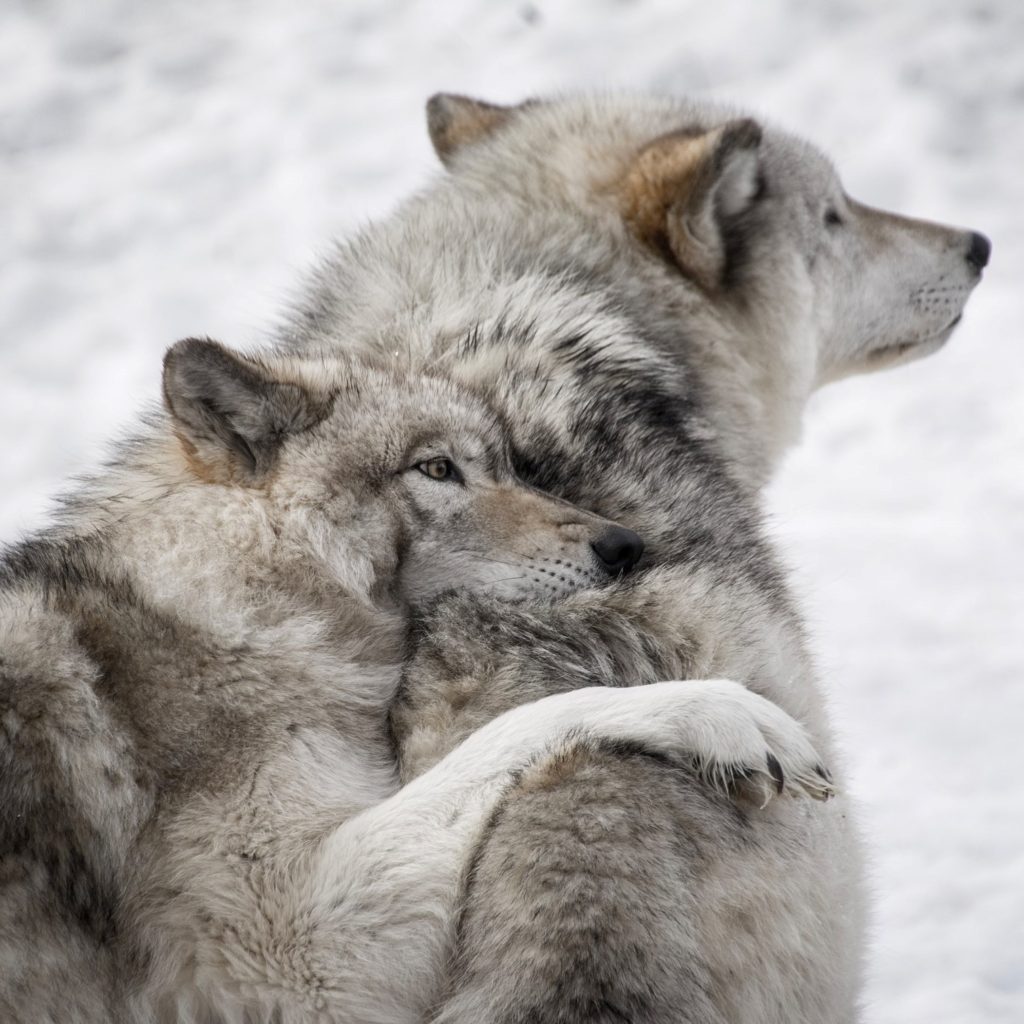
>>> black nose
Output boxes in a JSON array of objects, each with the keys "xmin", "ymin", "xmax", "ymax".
[
  {"xmin": 591, "ymin": 526, "xmax": 645, "ymax": 576},
  {"xmin": 966, "ymin": 231, "xmax": 991, "ymax": 271}
]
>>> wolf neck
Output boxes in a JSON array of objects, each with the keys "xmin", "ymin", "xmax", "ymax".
[{"xmin": 686, "ymin": 297, "xmax": 818, "ymax": 491}]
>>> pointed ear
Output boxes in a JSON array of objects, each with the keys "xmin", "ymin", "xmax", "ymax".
[
  {"xmin": 426, "ymin": 93, "xmax": 515, "ymax": 168},
  {"xmin": 617, "ymin": 119, "xmax": 763, "ymax": 290},
  {"xmin": 162, "ymin": 338, "xmax": 325, "ymax": 483}
]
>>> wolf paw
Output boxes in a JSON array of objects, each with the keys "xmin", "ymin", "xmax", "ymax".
[
  {"xmin": 587, "ymin": 679, "xmax": 835, "ymax": 807},
  {"xmin": 679, "ymin": 680, "xmax": 835, "ymax": 806}
]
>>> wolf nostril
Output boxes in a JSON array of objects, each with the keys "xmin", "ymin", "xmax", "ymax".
[
  {"xmin": 965, "ymin": 231, "xmax": 991, "ymax": 271},
  {"xmin": 591, "ymin": 526, "xmax": 645, "ymax": 576}
]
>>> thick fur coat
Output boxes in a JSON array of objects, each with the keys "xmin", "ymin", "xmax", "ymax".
[{"xmin": 0, "ymin": 92, "xmax": 987, "ymax": 1023}]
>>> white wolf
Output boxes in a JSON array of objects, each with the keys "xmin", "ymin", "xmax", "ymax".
[{"xmin": 0, "ymin": 92, "xmax": 987, "ymax": 1023}]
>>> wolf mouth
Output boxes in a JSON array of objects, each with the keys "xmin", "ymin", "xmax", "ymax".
[{"xmin": 875, "ymin": 315, "xmax": 963, "ymax": 361}]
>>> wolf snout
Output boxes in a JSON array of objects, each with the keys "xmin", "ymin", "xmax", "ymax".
[
  {"xmin": 965, "ymin": 231, "xmax": 991, "ymax": 272},
  {"xmin": 590, "ymin": 526, "xmax": 644, "ymax": 576}
]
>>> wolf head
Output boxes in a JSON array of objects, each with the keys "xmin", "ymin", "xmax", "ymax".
[
  {"xmin": 426, "ymin": 92, "xmax": 988, "ymax": 388},
  {"xmin": 162, "ymin": 338, "xmax": 642, "ymax": 607}
]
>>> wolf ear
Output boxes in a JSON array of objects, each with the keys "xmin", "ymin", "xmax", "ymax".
[
  {"xmin": 426, "ymin": 93, "xmax": 515, "ymax": 168},
  {"xmin": 618, "ymin": 119, "xmax": 763, "ymax": 290},
  {"xmin": 162, "ymin": 338, "xmax": 324, "ymax": 483}
]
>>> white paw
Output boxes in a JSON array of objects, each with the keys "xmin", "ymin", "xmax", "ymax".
[{"xmin": 583, "ymin": 679, "xmax": 835, "ymax": 806}]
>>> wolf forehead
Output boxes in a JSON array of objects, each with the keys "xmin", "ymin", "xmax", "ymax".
[{"xmin": 307, "ymin": 361, "xmax": 503, "ymax": 450}]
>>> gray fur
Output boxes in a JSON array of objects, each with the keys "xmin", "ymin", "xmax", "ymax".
[{"xmin": 0, "ymin": 91, "xmax": 987, "ymax": 1022}]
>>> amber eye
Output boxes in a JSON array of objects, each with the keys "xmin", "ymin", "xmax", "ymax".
[{"xmin": 416, "ymin": 458, "xmax": 458, "ymax": 482}]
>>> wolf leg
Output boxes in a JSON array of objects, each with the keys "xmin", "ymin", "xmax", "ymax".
[
  {"xmin": 297, "ymin": 680, "xmax": 828, "ymax": 1021},
  {"xmin": 393, "ymin": 568, "xmax": 821, "ymax": 785}
]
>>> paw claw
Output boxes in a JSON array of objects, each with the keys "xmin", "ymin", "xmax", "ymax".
[
  {"xmin": 802, "ymin": 769, "xmax": 836, "ymax": 801},
  {"xmin": 765, "ymin": 752, "xmax": 785, "ymax": 794}
]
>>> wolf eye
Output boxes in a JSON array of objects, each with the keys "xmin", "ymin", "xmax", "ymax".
[
  {"xmin": 824, "ymin": 207, "xmax": 844, "ymax": 227},
  {"xmin": 416, "ymin": 458, "xmax": 461, "ymax": 482}
]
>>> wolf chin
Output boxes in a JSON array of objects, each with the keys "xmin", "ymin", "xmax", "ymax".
[{"xmin": 0, "ymin": 92, "xmax": 987, "ymax": 1023}]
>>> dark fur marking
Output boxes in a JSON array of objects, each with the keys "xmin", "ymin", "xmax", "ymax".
[{"xmin": 766, "ymin": 752, "xmax": 785, "ymax": 795}]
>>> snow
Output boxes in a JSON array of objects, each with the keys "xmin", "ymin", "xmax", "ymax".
[{"xmin": 2, "ymin": 0, "xmax": 1021, "ymax": 1019}]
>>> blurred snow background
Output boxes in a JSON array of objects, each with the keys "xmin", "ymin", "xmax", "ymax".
[{"xmin": 1, "ymin": 0, "xmax": 1021, "ymax": 1019}]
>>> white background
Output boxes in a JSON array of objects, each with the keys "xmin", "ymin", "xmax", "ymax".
[{"xmin": 2, "ymin": 1, "xmax": 1021, "ymax": 1019}]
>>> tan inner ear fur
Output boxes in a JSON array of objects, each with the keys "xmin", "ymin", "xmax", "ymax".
[
  {"xmin": 171, "ymin": 427, "xmax": 285, "ymax": 489},
  {"xmin": 614, "ymin": 129, "xmax": 723, "ymax": 289},
  {"xmin": 172, "ymin": 429, "xmax": 225, "ymax": 485},
  {"xmin": 426, "ymin": 93, "xmax": 514, "ymax": 166}
]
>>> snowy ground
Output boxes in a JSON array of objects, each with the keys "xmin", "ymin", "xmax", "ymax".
[{"xmin": 2, "ymin": 0, "xmax": 1022, "ymax": 1019}]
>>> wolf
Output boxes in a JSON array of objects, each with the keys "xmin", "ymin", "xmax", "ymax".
[
  {"xmin": 0, "ymin": 337, "xmax": 832, "ymax": 1022},
  {"xmin": 0, "ymin": 89, "xmax": 987, "ymax": 1023},
  {"xmin": 284, "ymin": 93, "xmax": 986, "ymax": 1021}
]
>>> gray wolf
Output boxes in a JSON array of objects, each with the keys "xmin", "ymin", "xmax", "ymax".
[
  {"xmin": 313, "ymin": 93, "xmax": 988, "ymax": 1021},
  {"xmin": 1, "ymin": 337, "xmax": 786, "ymax": 1022},
  {"xmin": 0, "ymin": 90, "xmax": 987, "ymax": 1023}
]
